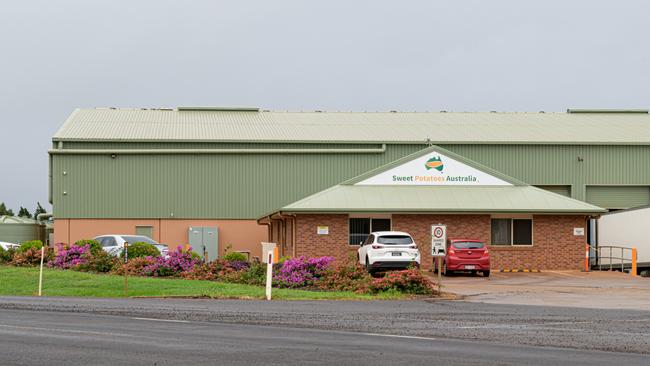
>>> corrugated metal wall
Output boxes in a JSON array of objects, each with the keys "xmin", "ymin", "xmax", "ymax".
[
  {"xmin": 52, "ymin": 143, "xmax": 650, "ymax": 218},
  {"xmin": 534, "ymin": 185, "xmax": 572, "ymax": 197},
  {"xmin": 52, "ymin": 144, "xmax": 426, "ymax": 219},
  {"xmin": 440, "ymin": 144, "xmax": 650, "ymax": 202}
]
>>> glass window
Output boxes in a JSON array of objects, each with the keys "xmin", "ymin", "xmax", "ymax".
[
  {"xmin": 121, "ymin": 235, "xmax": 158, "ymax": 245},
  {"xmin": 491, "ymin": 219, "xmax": 511, "ymax": 245},
  {"xmin": 348, "ymin": 218, "xmax": 392, "ymax": 245},
  {"xmin": 491, "ymin": 218, "xmax": 533, "ymax": 246},
  {"xmin": 513, "ymin": 219, "xmax": 533, "ymax": 245},
  {"xmin": 376, "ymin": 235, "xmax": 413, "ymax": 245},
  {"xmin": 100, "ymin": 237, "xmax": 117, "ymax": 247},
  {"xmin": 363, "ymin": 234, "xmax": 375, "ymax": 246},
  {"xmin": 349, "ymin": 218, "xmax": 370, "ymax": 245},
  {"xmin": 452, "ymin": 241, "xmax": 485, "ymax": 249},
  {"xmin": 371, "ymin": 219, "xmax": 391, "ymax": 232}
]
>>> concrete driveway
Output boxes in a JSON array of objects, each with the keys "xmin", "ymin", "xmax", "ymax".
[{"xmin": 438, "ymin": 270, "xmax": 650, "ymax": 310}]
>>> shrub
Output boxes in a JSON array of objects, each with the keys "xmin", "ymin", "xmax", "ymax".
[
  {"xmin": 48, "ymin": 243, "xmax": 91, "ymax": 270},
  {"xmin": 273, "ymin": 256, "xmax": 334, "ymax": 288},
  {"xmin": 18, "ymin": 240, "xmax": 43, "ymax": 253},
  {"xmin": 367, "ymin": 269, "xmax": 437, "ymax": 295},
  {"xmin": 239, "ymin": 262, "xmax": 267, "ymax": 286},
  {"xmin": 120, "ymin": 242, "xmax": 160, "ymax": 259},
  {"xmin": 110, "ymin": 256, "xmax": 157, "ymax": 276},
  {"xmin": 11, "ymin": 247, "xmax": 53, "ymax": 267},
  {"xmin": 0, "ymin": 247, "xmax": 15, "ymax": 264},
  {"xmin": 74, "ymin": 239, "xmax": 102, "ymax": 255},
  {"xmin": 141, "ymin": 246, "xmax": 200, "ymax": 277},
  {"xmin": 81, "ymin": 250, "xmax": 118, "ymax": 273},
  {"xmin": 223, "ymin": 251, "xmax": 248, "ymax": 262},
  {"xmin": 317, "ymin": 258, "xmax": 372, "ymax": 293}
]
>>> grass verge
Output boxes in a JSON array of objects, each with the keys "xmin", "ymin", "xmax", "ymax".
[{"xmin": 0, "ymin": 266, "xmax": 405, "ymax": 300}]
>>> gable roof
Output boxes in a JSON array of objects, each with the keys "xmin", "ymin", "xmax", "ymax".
[
  {"xmin": 53, "ymin": 108, "xmax": 650, "ymax": 144},
  {"xmin": 277, "ymin": 185, "xmax": 606, "ymax": 214},
  {"xmin": 260, "ymin": 145, "xmax": 606, "ymax": 217}
]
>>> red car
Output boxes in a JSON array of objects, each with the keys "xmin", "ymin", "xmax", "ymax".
[{"xmin": 435, "ymin": 238, "xmax": 490, "ymax": 277}]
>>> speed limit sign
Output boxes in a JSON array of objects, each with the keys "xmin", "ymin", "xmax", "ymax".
[{"xmin": 431, "ymin": 225, "xmax": 447, "ymax": 256}]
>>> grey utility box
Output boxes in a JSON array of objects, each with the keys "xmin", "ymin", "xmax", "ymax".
[{"xmin": 188, "ymin": 226, "xmax": 219, "ymax": 261}]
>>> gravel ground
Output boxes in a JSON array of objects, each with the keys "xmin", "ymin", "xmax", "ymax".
[{"xmin": 0, "ymin": 296, "xmax": 649, "ymax": 354}]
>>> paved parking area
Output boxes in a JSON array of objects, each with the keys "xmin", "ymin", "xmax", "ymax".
[{"xmin": 438, "ymin": 270, "xmax": 650, "ymax": 310}]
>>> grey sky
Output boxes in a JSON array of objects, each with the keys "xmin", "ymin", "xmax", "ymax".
[{"xmin": 1, "ymin": 0, "xmax": 649, "ymax": 213}]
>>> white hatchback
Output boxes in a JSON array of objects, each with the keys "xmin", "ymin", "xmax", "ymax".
[{"xmin": 358, "ymin": 231, "xmax": 420, "ymax": 273}]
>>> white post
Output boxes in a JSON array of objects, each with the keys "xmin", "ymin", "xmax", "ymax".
[
  {"xmin": 265, "ymin": 250, "xmax": 273, "ymax": 300},
  {"xmin": 38, "ymin": 246, "xmax": 45, "ymax": 296}
]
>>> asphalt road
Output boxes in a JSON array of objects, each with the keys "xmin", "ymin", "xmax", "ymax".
[{"xmin": 0, "ymin": 297, "xmax": 649, "ymax": 365}]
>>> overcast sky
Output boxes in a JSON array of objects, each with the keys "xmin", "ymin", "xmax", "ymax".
[{"xmin": 1, "ymin": 0, "xmax": 649, "ymax": 213}]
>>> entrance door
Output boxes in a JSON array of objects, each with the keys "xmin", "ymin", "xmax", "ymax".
[{"xmin": 188, "ymin": 227, "xmax": 219, "ymax": 261}]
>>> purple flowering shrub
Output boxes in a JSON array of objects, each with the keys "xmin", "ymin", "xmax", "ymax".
[
  {"xmin": 273, "ymin": 256, "xmax": 335, "ymax": 288},
  {"xmin": 142, "ymin": 246, "xmax": 200, "ymax": 277},
  {"xmin": 48, "ymin": 243, "xmax": 91, "ymax": 270}
]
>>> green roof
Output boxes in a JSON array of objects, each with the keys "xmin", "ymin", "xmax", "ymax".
[
  {"xmin": 277, "ymin": 185, "xmax": 605, "ymax": 214},
  {"xmin": 53, "ymin": 108, "xmax": 650, "ymax": 144}
]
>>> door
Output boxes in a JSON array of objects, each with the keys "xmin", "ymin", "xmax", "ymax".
[{"xmin": 188, "ymin": 227, "xmax": 219, "ymax": 261}]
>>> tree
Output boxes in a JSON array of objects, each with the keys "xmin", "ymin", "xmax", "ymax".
[
  {"xmin": 33, "ymin": 202, "xmax": 46, "ymax": 220},
  {"xmin": 18, "ymin": 206, "xmax": 32, "ymax": 218},
  {"xmin": 0, "ymin": 202, "xmax": 13, "ymax": 216}
]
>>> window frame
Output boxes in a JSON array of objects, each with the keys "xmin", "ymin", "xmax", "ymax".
[
  {"xmin": 348, "ymin": 217, "xmax": 392, "ymax": 245},
  {"xmin": 490, "ymin": 217, "xmax": 534, "ymax": 247}
]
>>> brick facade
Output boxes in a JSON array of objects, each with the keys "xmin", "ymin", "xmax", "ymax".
[{"xmin": 294, "ymin": 213, "xmax": 587, "ymax": 270}]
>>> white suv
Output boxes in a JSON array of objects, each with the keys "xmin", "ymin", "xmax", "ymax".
[{"xmin": 358, "ymin": 231, "xmax": 420, "ymax": 273}]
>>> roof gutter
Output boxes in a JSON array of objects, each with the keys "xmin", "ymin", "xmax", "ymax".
[{"xmin": 47, "ymin": 144, "xmax": 387, "ymax": 155}]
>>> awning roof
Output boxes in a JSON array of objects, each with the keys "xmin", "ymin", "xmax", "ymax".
[{"xmin": 276, "ymin": 185, "xmax": 606, "ymax": 214}]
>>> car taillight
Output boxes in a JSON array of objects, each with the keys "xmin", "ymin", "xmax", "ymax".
[
  {"xmin": 371, "ymin": 244, "xmax": 384, "ymax": 249},
  {"xmin": 449, "ymin": 248, "xmax": 455, "ymax": 255},
  {"xmin": 483, "ymin": 249, "xmax": 489, "ymax": 255}
]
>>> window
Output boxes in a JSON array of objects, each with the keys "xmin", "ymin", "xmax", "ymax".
[
  {"xmin": 349, "ymin": 218, "xmax": 391, "ymax": 245},
  {"xmin": 376, "ymin": 235, "xmax": 413, "ymax": 245},
  {"xmin": 99, "ymin": 237, "xmax": 117, "ymax": 248},
  {"xmin": 491, "ymin": 218, "xmax": 532, "ymax": 246}
]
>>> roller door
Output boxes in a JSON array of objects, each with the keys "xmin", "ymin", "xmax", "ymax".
[{"xmin": 586, "ymin": 186, "xmax": 650, "ymax": 209}]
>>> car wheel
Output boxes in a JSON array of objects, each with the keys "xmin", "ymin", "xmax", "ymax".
[
  {"xmin": 470, "ymin": 270, "xmax": 477, "ymax": 276},
  {"xmin": 442, "ymin": 262, "xmax": 449, "ymax": 276},
  {"xmin": 365, "ymin": 256, "xmax": 373, "ymax": 274},
  {"xmin": 483, "ymin": 270, "xmax": 490, "ymax": 278}
]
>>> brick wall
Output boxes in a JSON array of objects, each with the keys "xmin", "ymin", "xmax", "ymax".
[
  {"xmin": 295, "ymin": 214, "xmax": 356, "ymax": 261},
  {"xmin": 294, "ymin": 213, "xmax": 587, "ymax": 270}
]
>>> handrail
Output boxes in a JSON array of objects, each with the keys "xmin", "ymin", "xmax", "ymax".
[{"xmin": 587, "ymin": 244, "xmax": 637, "ymax": 275}]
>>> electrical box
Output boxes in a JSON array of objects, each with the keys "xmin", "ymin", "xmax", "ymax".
[{"xmin": 188, "ymin": 226, "xmax": 219, "ymax": 261}]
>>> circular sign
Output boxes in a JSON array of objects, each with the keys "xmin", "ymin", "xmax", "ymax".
[{"xmin": 433, "ymin": 227, "xmax": 444, "ymax": 238}]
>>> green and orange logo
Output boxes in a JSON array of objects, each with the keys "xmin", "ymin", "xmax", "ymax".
[{"xmin": 424, "ymin": 156, "xmax": 444, "ymax": 172}]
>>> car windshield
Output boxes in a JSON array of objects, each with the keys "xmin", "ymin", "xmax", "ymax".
[
  {"xmin": 376, "ymin": 235, "xmax": 413, "ymax": 245},
  {"xmin": 122, "ymin": 236, "xmax": 159, "ymax": 245},
  {"xmin": 452, "ymin": 241, "xmax": 485, "ymax": 249}
]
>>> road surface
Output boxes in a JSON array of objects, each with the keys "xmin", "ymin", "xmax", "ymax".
[{"xmin": 0, "ymin": 297, "xmax": 648, "ymax": 365}]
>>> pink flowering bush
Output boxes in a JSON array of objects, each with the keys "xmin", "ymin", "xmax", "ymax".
[
  {"xmin": 48, "ymin": 243, "xmax": 91, "ymax": 270},
  {"xmin": 273, "ymin": 256, "xmax": 334, "ymax": 288},
  {"xmin": 142, "ymin": 246, "xmax": 200, "ymax": 277}
]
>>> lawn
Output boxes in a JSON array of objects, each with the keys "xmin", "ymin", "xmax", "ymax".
[{"xmin": 0, "ymin": 266, "xmax": 403, "ymax": 300}]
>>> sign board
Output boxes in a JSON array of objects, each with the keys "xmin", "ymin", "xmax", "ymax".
[
  {"xmin": 355, "ymin": 151, "xmax": 512, "ymax": 186},
  {"xmin": 317, "ymin": 226, "xmax": 329, "ymax": 235},
  {"xmin": 431, "ymin": 225, "xmax": 447, "ymax": 256},
  {"xmin": 573, "ymin": 227, "xmax": 585, "ymax": 236}
]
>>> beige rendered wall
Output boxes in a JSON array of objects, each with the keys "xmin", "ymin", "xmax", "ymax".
[{"xmin": 53, "ymin": 219, "xmax": 268, "ymax": 259}]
